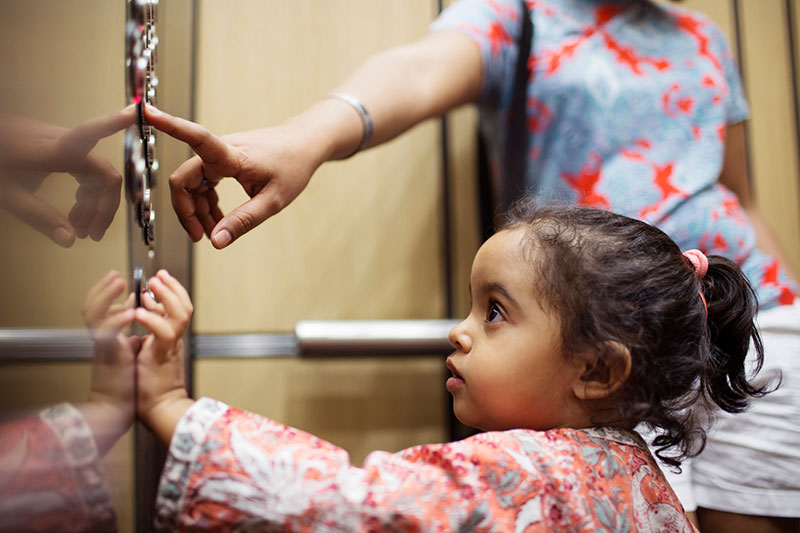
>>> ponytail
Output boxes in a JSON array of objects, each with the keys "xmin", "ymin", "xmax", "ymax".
[{"xmin": 701, "ymin": 255, "xmax": 772, "ymax": 413}]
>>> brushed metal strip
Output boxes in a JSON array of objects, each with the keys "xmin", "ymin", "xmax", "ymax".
[
  {"xmin": 194, "ymin": 333, "xmax": 299, "ymax": 358},
  {"xmin": 0, "ymin": 329, "xmax": 93, "ymax": 362},
  {"xmin": 0, "ymin": 320, "xmax": 458, "ymax": 362},
  {"xmin": 296, "ymin": 319, "xmax": 458, "ymax": 356}
]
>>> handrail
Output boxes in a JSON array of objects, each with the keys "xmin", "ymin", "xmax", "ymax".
[
  {"xmin": 295, "ymin": 319, "xmax": 458, "ymax": 357},
  {"xmin": 0, "ymin": 329, "xmax": 92, "ymax": 362},
  {"xmin": 0, "ymin": 320, "xmax": 460, "ymax": 362}
]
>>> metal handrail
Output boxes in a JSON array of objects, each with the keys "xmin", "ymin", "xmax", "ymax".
[
  {"xmin": 0, "ymin": 320, "xmax": 459, "ymax": 362},
  {"xmin": 295, "ymin": 319, "xmax": 458, "ymax": 357}
]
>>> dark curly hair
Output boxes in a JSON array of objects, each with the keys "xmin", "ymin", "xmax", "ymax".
[{"xmin": 499, "ymin": 199, "xmax": 771, "ymax": 468}]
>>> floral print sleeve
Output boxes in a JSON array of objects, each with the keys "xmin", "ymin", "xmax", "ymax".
[
  {"xmin": 0, "ymin": 404, "xmax": 117, "ymax": 532},
  {"xmin": 155, "ymin": 398, "xmax": 696, "ymax": 532}
]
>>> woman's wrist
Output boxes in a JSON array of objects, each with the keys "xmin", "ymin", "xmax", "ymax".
[{"xmin": 285, "ymin": 97, "xmax": 367, "ymax": 163}]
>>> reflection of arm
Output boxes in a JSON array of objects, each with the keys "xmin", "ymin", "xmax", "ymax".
[
  {"xmin": 719, "ymin": 122, "xmax": 798, "ymax": 283},
  {"xmin": 0, "ymin": 404, "xmax": 116, "ymax": 532}
]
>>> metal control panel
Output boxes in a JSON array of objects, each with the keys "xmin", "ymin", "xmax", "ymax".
[{"xmin": 125, "ymin": 0, "xmax": 159, "ymax": 301}]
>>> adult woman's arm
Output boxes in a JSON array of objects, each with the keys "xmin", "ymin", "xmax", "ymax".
[
  {"xmin": 719, "ymin": 121, "xmax": 799, "ymax": 283},
  {"xmin": 145, "ymin": 30, "xmax": 482, "ymax": 249}
]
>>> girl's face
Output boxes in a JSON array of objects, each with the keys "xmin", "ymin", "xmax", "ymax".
[{"xmin": 446, "ymin": 228, "xmax": 589, "ymax": 431}]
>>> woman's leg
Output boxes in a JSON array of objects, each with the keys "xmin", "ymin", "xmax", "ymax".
[{"xmin": 697, "ymin": 508, "xmax": 799, "ymax": 533}]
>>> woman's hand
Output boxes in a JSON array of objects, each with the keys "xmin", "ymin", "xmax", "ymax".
[
  {"xmin": 134, "ymin": 269, "xmax": 195, "ymax": 445},
  {"xmin": 82, "ymin": 270, "xmax": 137, "ymax": 456},
  {"xmin": 144, "ymin": 105, "xmax": 325, "ymax": 249}
]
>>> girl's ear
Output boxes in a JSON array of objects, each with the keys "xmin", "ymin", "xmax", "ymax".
[{"xmin": 572, "ymin": 341, "xmax": 632, "ymax": 400}]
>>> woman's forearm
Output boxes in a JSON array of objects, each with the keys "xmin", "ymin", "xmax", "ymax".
[{"xmin": 294, "ymin": 30, "xmax": 482, "ymax": 162}]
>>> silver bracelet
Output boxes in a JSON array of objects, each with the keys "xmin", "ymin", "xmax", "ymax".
[{"xmin": 329, "ymin": 92, "xmax": 374, "ymax": 157}]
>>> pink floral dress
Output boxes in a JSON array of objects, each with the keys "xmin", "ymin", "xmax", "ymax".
[
  {"xmin": 155, "ymin": 398, "xmax": 696, "ymax": 532},
  {"xmin": 0, "ymin": 404, "xmax": 116, "ymax": 532}
]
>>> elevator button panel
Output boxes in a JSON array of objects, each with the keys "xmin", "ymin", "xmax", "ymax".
[{"xmin": 125, "ymin": 0, "xmax": 159, "ymax": 301}]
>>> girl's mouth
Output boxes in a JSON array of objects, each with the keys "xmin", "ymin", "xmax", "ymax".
[
  {"xmin": 446, "ymin": 357, "xmax": 463, "ymax": 379},
  {"xmin": 445, "ymin": 357, "xmax": 465, "ymax": 391}
]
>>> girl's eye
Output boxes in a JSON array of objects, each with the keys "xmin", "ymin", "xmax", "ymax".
[{"xmin": 486, "ymin": 302, "xmax": 504, "ymax": 323}]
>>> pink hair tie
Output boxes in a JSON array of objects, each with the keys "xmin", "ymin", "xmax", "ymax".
[
  {"xmin": 683, "ymin": 249, "xmax": 709, "ymax": 318},
  {"xmin": 683, "ymin": 249, "xmax": 708, "ymax": 279}
]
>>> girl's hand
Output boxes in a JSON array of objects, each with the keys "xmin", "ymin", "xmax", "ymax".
[
  {"xmin": 134, "ymin": 269, "xmax": 194, "ymax": 441},
  {"xmin": 81, "ymin": 270, "xmax": 137, "ymax": 455}
]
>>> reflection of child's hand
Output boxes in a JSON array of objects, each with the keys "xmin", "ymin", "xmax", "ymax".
[
  {"xmin": 134, "ymin": 269, "xmax": 194, "ymax": 443},
  {"xmin": 83, "ymin": 270, "xmax": 135, "ymax": 333},
  {"xmin": 81, "ymin": 271, "xmax": 137, "ymax": 455}
]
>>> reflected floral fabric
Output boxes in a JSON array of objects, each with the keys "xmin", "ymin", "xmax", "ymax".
[
  {"xmin": 155, "ymin": 398, "xmax": 696, "ymax": 532},
  {"xmin": 0, "ymin": 404, "xmax": 116, "ymax": 532}
]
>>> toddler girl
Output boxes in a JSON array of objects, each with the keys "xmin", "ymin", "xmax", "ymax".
[{"xmin": 136, "ymin": 201, "xmax": 766, "ymax": 532}]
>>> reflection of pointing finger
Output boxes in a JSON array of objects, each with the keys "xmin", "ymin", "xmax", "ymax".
[{"xmin": 66, "ymin": 105, "xmax": 138, "ymax": 150}]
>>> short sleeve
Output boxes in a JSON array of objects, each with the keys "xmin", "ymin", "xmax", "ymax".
[
  {"xmin": 709, "ymin": 22, "xmax": 749, "ymax": 124},
  {"xmin": 431, "ymin": 0, "xmax": 526, "ymax": 108}
]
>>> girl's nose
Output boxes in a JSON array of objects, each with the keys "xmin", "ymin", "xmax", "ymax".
[{"xmin": 448, "ymin": 318, "xmax": 472, "ymax": 353}]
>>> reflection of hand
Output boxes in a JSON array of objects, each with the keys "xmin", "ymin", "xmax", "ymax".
[
  {"xmin": 134, "ymin": 269, "xmax": 193, "ymax": 431},
  {"xmin": 0, "ymin": 107, "xmax": 136, "ymax": 247},
  {"xmin": 144, "ymin": 105, "xmax": 320, "ymax": 249},
  {"xmin": 82, "ymin": 270, "xmax": 137, "ymax": 455}
]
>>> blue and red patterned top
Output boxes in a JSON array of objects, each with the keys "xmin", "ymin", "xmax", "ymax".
[{"xmin": 433, "ymin": 0, "xmax": 796, "ymax": 310}]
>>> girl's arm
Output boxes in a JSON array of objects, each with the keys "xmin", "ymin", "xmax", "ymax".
[
  {"xmin": 134, "ymin": 269, "xmax": 196, "ymax": 446},
  {"xmin": 154, "ymin": 405, "xmax": 693, "ymax": 532},
  {"xmin": 143, "ymin": 30, "xmax": 482, "ymax": 249}
]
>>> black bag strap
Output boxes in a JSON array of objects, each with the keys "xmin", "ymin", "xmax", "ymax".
[
  {"xmin": 477, "ymin": 0, "xmax": 532, "ymax": 239},
  {"xmin": 501, "ymin": 0, "xmax": 532, "ymax": 211}
]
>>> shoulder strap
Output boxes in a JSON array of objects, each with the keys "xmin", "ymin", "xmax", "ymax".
[
  {"xmin": 478, "ymin": 0, "xmax": 533, "ymax": 239},
  {"xmin": 501, "ymin": 0, "xmax": 533, "ymax": 211}
]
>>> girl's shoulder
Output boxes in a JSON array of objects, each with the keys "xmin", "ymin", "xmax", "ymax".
[
  {"xmin": 456, "ymin": 426, "xmax": 652, "ymax": 471},
  {"xmin": 500, "ymin": 425, "xmax": 647, "ymax": 449}
]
